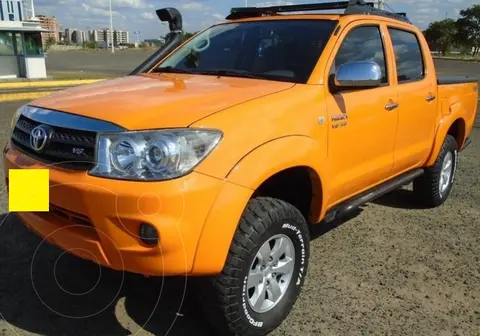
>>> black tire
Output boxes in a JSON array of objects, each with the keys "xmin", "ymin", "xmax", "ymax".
[
  {"xmin": 198, "ymin": 197, "xmax": 310, "ymax": 336},
  {"xmin": 413, "ymin": 134, "xmax": 458, "ymax": 207}
]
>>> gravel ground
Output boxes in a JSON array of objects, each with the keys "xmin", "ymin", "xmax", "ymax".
[{"xmin": 0, "ymin": 99, "xmax": 479, "ymax": 336}]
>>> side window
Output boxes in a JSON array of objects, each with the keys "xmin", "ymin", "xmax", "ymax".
[
  {"xmin": 332, "ymin": 26, "xmax": 388, "ymax": 84},
  {"xmin": 388, "ymin": 28, "xmax": 425, "ymax": 83}
]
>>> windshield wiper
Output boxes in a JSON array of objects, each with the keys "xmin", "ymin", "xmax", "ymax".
[
  {"xmin": 196, "ymin": 69, "xmax": 267, "ymax": 79},
  {"xmin": 154, "ymin": 66, "xmax": 194, "ymax": 74}
]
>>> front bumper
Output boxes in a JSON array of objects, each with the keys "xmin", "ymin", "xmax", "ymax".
[{"xmin": 3, "ymin": 142, "xmax": 224, "ymax": 276}]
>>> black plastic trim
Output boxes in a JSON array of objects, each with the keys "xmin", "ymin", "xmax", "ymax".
[
  {"xmin": 324, "ymin": 168, "xmax": 424, "ymax": 223},
  {"xmin": 227, "ymin": 1, "xmax": 411, "ymax": 24},
  {"xmin": 129, "ymin": 7, "xmax": 184, "ymax": 75},
  {"xmin": 437, "ymin": 76, "xmax": 479, "ymax": 85},
  {"xmin": 23, "ymin": 106, "xmax": 125, "ymax": 133}
]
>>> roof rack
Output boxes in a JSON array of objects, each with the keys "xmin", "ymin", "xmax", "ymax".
[{"xmin": 226, "ymin": 0, "xmax": 411, "ymax": 24}]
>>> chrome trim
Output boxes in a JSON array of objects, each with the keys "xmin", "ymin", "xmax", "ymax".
[
  {"xmin": 385, "ymin": 103, "xmax": 399, "ymax": 111},
  {"xmin": 335, "ymin": 61, "xmax": 382, "ymax": 88},
  {"xmin": 22, "ymin": 105, "xmax": 126, "ymax": 133}
]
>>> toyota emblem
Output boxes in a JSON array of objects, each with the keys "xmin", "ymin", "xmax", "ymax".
[{"xmin": 30, "ymin": 125, "xmax": 52, "ymax": 152}]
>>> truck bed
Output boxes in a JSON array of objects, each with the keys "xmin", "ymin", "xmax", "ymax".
[
  {"xmin": 437, "ymin": 78, "xmax": 479, "ymax": 136},
  {"xmin": 437, "ymin": 75, "xmax": 478, "ymax": 85}
]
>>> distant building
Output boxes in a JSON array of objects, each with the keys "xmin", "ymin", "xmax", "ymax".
[
  {"xmin": 64, "ymin": 28, "xmax": 86, "ymax": 44},
  {"xmin": 144, "ymin": 39, "xmax": 162, "ymax": 47},
  {"xmin": 97, "ymin": 28, "xmax": 129, "ymax": 47},
  {"xmin": 72, "ymin": 30, "xmax": 85, "ymax": 44},
  {"xmin": 115, "ymin": 30, "xmax": 129, "ymax": 45},
  {"xmin": 0, "ymin": 0, "xmax": 25, "ymax": 21},
  {"xmin": 37, "ymin": 14, "xmax": 58, "ymax": 44},
  {"xmin": 60, "ymin": 26, "xmax": 129, "ymax": 47},
  {"xmin": 86, "ymin": 29, "xmax": 98, "ymax": 43}
]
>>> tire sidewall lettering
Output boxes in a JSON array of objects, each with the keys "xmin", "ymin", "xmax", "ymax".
[
  {"xmin": 240, "ymin": 221, "xmax": 308, "ymax": 328},
  {"xmin": 241, "ymin": 276, "xmax": 264, "ymax": 328},
  {"xmin": 451, "ymin": 149, "xmax": 458, "ymax": 185},
  {"xmin": 281, "ymin": 223, "xmax": 306, "ymax": 286}
]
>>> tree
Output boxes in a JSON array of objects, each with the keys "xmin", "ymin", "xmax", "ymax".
[
  {"xmin": 183, "ymin": 31, "xmax": 198, "ymax": 42},
  {"xmin": 424, "ymin": 19, "xmax": 458, "ymax": 55},
  {"xmin": 44, "ymin": 36, "xmax": 56, "ymax": 52},
  {"xmin": 455, "ymin": 4, "xmax": 480, "ymax": 56}
]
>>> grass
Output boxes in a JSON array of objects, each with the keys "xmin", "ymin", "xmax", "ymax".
[
  {"xmin": 45, "ymin": 71, "xmax": 117, "ymax": 80},
  {"xmin": 433, "ymin": 55, "xmax": 480, "ymax": 62}
]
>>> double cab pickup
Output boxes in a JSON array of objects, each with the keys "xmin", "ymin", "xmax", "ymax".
[{"xmin": 4, "ymin": 1, "xmax": 478, "ymax": 335}]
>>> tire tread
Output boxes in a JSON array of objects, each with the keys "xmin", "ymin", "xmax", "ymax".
[{"xmin": 198, "ymin": 197, "xmax": 309, "ymax": 336}]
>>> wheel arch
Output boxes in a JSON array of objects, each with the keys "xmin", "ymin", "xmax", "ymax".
[
  {"xmin": 426, "ymin": 115, "xmax": 467, "ymax": 167},
  {"xmin": 191, "ymin": 136, "xmax": 326, "ymax": 275}
]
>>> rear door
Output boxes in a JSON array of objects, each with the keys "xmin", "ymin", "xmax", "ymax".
[
  {"xmin": 386, "ymin": 27, "xmax": 438, "ymax": 173},
  {"xmin": 324, "ymin": 22, "xmax": 399, "ymax": 205}
]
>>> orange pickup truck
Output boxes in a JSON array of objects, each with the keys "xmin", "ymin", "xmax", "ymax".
[{"xmin": 4, "ymin": 1, "xmax": 478, "ymax": 335}]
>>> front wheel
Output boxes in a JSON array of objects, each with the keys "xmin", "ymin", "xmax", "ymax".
[{"xmin": 199, "ymin": 197, "xmax": 310, "ymax": 336}]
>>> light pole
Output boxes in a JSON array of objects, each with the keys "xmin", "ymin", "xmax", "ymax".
[
  {"xmin": 109, "ymin": 0, "xmax": 115, "ymax": 53},
  {"xmin": 134, "ymin": 31, "xmax": 140, "ymax": 48}
]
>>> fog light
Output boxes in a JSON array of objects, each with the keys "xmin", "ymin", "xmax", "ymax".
[{"xmin": 139, "ymin": 223, "xmax": 159, "ymax": 246}]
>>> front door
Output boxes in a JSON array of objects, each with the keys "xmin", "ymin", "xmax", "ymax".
[{"xmin": 324, "ymin": 23, "xmax": 399, "ymax": 206}]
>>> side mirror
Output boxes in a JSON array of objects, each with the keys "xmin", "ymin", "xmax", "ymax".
[{"xmin": 334, "ymin": 61, "xmax": 382, "ymax": 88}]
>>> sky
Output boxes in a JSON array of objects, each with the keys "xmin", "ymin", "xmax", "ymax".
[{"xmin": 33, "ymin": 0, "xmax": 479, "ymax": 41}]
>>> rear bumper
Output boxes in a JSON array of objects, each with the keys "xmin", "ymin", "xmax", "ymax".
[
  {"xmin": 3, "ymin": 142, "xmax": 226, "ymax": 276},
  {"xmin": 461, "ymin": 137, "xmax": 472, "ymax": 152}
]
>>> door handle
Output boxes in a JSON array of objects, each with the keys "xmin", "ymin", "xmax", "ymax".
[
  {"xmin": 426, "ymin": 94, "xmax": 436, "ymax": 102},
  {"xmin": 385, "ymin": 103, "xmax": 399, "ymax": 111}
]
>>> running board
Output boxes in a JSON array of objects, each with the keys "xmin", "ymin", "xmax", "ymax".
[{"xmin": 324, "ymin": 168, "xmax": 425, "ymax": 223}]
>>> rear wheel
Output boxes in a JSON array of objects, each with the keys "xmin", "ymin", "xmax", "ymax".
[
  {"xmin": 413, "ymin": 135, "xmax": 458, "ymax": 207},
  {"xmin": 198, "ymin": 197, "xmax": 310, "ymax": 336}
]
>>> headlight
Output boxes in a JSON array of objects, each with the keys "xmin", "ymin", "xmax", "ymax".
[
  {"xmin": 11, "ymin": 105, "xmax": 25, "ymax": 130},
  {"xmin": 89, "ymin": 128, "xmax": 222, "ymax": 181},
  {"xmin": 8, "ymin": 105, "xmax": 25, "ymax": 140}
]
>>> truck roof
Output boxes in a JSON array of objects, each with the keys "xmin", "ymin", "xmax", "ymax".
[{"xmin": 226, "ymin": 0, "xmax": 411, "ymax": 25}]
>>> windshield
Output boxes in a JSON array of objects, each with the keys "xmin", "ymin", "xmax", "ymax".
[{"xmin": 153, "ymin": 19, "xmax": 338, "ymax": 83}]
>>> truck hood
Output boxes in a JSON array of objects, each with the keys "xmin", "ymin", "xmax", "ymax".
[{"xmin": 30, "ymin": 73, "xmax": 295, "ymax": 130}]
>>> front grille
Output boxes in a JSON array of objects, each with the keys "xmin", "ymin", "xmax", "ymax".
[{"xmin": 11, "ymin": 115, "xmax": 97, "ymax": 170}]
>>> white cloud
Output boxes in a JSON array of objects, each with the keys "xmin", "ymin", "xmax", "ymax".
[
  {"xmin": 255, "ymin": 0, "xmax": 294, "ymax": 6},
  {"xmin": 212, "ymin": 13, "xmax": 224, "ymax": 20},
  {"xmin": 180, "ymin": 2, "xmax": 209, "ymax": 12},
  {"xmin": 417, "ymin": 8, "xmax": 439, "ymax": 14},
  {"xmin": 141, "ymin": 12, "xmax": 155, "ymax": 20},
  {"xmin": 89, "ymin": 0, "xmax": 147, "ymax": 9},
  {"xmin": 81, "ymin": 3, "xmax": 120, "ymax": 16}
]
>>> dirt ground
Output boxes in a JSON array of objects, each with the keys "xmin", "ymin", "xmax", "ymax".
[{"xmin": 0, "ymin": 100, "xmax": 479, "ymax": 336}]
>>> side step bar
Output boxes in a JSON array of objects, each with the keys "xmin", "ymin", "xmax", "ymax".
[{"xmin": 324, "ymin": 168, "xmax": 424, "ymax": 223}]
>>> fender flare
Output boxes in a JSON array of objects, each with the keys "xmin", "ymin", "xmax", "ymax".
[
  {"xmin": 425, "ymin": 102, "xmax": 466, "ymax": 167},
  {"xmin": 191, "ymin": 136, "xmax": 326, "ymax": 274}
]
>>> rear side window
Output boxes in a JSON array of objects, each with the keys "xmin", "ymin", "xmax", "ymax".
[
  {"xmin": 388, "ymin": 28, "xmax": 425, "ymax": 83},
  {"xmin": 332, "ymin": 26, "xmax": 388, "ymax": 84}
]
